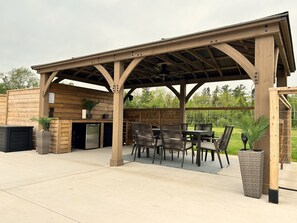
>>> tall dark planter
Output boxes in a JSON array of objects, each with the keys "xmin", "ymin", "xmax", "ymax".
[
  {"xmin": 238, "ymin": 150, "xmax": 264, "ymax": 199},
  {"xmin": 36, "ymin": 131, "xmax": 51, "ymax": 154}
]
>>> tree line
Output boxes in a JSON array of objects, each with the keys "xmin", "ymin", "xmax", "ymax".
[{"xmin": 0, "ymin": 67, "xmax": 39, "ymax": 94}]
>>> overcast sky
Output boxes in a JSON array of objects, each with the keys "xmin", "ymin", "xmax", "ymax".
[{"xmin": 0, "ymin": 0, "xmax": 296, "ymax": 91}]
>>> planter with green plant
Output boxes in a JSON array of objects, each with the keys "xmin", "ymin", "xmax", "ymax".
[
  {"xmin": 237, "ymin": 115, "xmax": 269, "ymax": 199},
  {"xmin": 82, "ymin": 99, "xmax": 99, "ymax": 119},
  {"xmin": 31, "ymin": 117, "xmax": 53, "ymax": 154}
]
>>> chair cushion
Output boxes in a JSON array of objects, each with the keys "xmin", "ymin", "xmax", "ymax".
[
  {"xmin": 200, "ymin": 142, "xmax": 216, "ymax": 151},
  {"xmin": 185, "ymin": 141, "xmax": 193, "ymax": 149}
]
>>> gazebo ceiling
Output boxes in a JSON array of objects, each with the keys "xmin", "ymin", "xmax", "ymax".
[
  {"xmin": 57, "ymin": 40, "xmax": 254, "ymax": 89},
  {"xmin": 32, "ymin": 12, "xmax": 295, "ymax": 90}
]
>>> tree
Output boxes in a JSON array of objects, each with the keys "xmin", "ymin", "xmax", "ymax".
[
  {"xmin": 211, "ymin": 86, "xmax": 220, "ymax": 106},
  {"xmin": 0, "ymin": 67, "xmax": 39, "ymax": 93},
  {"xmin": 138, "ymin": 88, "xmax": 153, "ymax": 108}
]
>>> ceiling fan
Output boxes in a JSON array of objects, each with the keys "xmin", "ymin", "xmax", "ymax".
[{"xmin": 154, "ymin": 62, "xmax": 170, "ymax": 81}]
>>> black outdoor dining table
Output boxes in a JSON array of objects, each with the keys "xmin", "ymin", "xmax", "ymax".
[{"xmin": 152, "ymin": 128, "xmax": 213, "ymax": 166}]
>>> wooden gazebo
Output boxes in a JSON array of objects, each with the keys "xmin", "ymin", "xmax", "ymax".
[{"xmin": 32, "ymin": 12, "xmax": 295, "ymax": 202}]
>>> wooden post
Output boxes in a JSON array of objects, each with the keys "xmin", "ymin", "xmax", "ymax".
[
  {"xmin": 277, "ymin": 70, "xmax": 287, "ymax": 88},
  {"xmin": 287, "ymin": 107, "xmax": 292, "ymax": 162},
  {"xmin": 100, "ymin": 123, "xmax": 104, "ymax": 148},
  {"xmin": 110, "ymin": 61, "xmax": 124, "ymax": 166},
  {"xmin": 254, "ymin": 36, "xmax": 275, "ymax": 195},
  {"xmin": 39, "ymin": 73, "xmax": 50, "ymax": 129},
  {"xmin": 180, "ymin": 83, "xmax": 186, "ymax": 124},
  {"xmin": 269, "ymin": 89, "xmax": 279, "ymax": 204}
]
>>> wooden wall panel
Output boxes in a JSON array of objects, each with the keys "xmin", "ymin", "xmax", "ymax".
[
  {"xmin": 49, "ymin": 83, "xmax": 113, "ymax": 120},
  {"xmin": 49, "ymin": 119, "xmax": 72, "ymax": 154},
  {"xmin": 6, "ymin": 88, "xmax": 40, "ymax": 127},
  {"xmin": 124, "ymin": 108, "xmax": 180, "ymax": 126},
  {"xmin": 0, "ymin": 94, "xmax": 7, "ymax": 125},
  {"xmin": 124, "ymin": 108, "xmax": 180, "ymax": 144}
]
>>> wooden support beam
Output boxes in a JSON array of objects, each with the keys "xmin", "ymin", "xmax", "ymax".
[
  {"xmin": 213, "ymin": 43, "xmax": 258, "ymax": 83},
  {"xmin": 118, "ymin": 57, "xmax": 144, "ymax": 90},
  {"xmin": 94, "ymin": 64, "xmax": 114, "ymax": 91},
  {"xmin": 277, "ymin": 70, "xmax": 287, "ymax": 88},
  {"xmin": 186, "ymin": 82, "xmax": 205, "ymax": 103},
  {"xmin": 43, "ymin": 71, "xmax": 59, "ymax": 96},
  {"xmin": 279, "ymin": 94, "xmax": 291, "ymax": 109},
  {"xmin": 180, "ymin": 83, "xmax": 186, "ymax": 124},
  {"xmin": 110, "ymin": 61, "xmax": 124, "ymax": 166},
  {"xmin": 274, "ymin": 32, "xmax": 291, "ymax": 76},
  {"xmin": 124, "ymin": 88, "xmax": 136, "ymax": 102},
  {"xmin": 274, "ymin": 47, "xmax": 280, "ymax": 82},
  {"xmin": 254, "ymin": 35, "xmax": 275, "ymax": 195},
  {"xmin": 39, "ymin": 73, "xmax": 50, "ymax": 126},
  {"xmin": 269, "ymin": 89, "xmax": 279, "ymax": 204},
  {"xmin": 275, "ymin": 86, "xmax": 297, "ymax": 95},
  {"xmin": 166, "ymin": 85, "xmax": 179, "ymax": 98}
]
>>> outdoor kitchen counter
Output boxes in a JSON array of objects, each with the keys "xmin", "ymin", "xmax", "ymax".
[
  {"xmin": 71, "ymin": 119, "xmax": 113, "ymax": 148},
  {"xmin": 48, "ymin": 119, "xmax": 128, "ymax": 154}
]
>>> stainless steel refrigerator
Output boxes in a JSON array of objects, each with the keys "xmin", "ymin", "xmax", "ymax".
[{"xmin": 85, "ymin": 124, "xmax": 100, "ymax": 149}]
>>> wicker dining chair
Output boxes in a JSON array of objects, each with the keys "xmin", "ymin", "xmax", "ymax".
[
  {"xmin": 131, "ymin": 122, "xmax": 141, "ymax": 155},
  {"xmin": 160, "ymin": 124, "xmax": 193, "ymax": 168},
  {"xmin": 194, "ymin": 123, "xmax": 214, "ymax": 141},
  {"xmin": 194, "ymin": 123, "xmax": 214, "ymax": 160},
  {"xmin": 200, "ymin": 125, "xmax": 234, "ymax": 168},
  {"xmin": 133, "ymin": 123, "xmax": 161, "ymax": 163}
]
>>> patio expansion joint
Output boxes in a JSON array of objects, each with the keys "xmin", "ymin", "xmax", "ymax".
[
  {"xmin": 0, "ymin": 189, "xmax": 80, "ymax": 223},
  {"xmin": 1, "ymin": 167, "xmax": 106, "ymax": 191}
]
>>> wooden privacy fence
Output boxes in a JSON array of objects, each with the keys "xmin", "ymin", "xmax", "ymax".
[
  {"xmin": 0, "ymin": 94, "xmax": 7, "ymax": 125},
  {"xmin": 0, "ymin": 88, "xmax": 40, "ymax": 127}
]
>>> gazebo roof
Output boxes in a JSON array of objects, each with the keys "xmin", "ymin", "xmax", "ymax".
[{"xmin": 32, "ymin": 12, "xmax": 295, "ymax": 89}]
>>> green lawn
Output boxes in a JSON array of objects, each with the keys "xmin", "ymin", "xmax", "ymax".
[{"xmin": 212, "ymin": 127, "xmax": 297, "ymax": 162}]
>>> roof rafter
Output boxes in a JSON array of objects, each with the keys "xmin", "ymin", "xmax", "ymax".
[{"xmin": 206, "ymin": 46, "xmax": 224, "ymax": 77}]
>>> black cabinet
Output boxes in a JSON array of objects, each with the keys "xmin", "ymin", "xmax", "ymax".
[
  {"xmin": 103, "ymin": 123, "xmax": 127, "ymax": 147},
  {"xmin": 103, "ymin": 123, "xmax": 113, "ymax": 147},
  {"xmin": 0, "ymin": 126, "xmax": 33, "ymax": 152}
]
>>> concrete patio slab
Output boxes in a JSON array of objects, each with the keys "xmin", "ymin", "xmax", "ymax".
[{"xmin": 0, "ymin": 146, "xmax": 296, "ymax": 223}]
